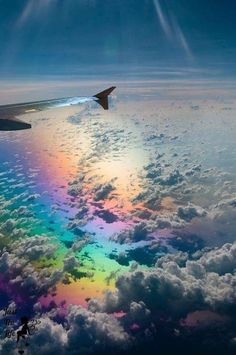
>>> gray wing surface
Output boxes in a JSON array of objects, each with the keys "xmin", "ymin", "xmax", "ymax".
[{"xmin": 0, "ymin": 97, "xmax": 81, "ymax": 131}]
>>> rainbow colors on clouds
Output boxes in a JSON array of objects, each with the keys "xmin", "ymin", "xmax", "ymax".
[
  {"xmin": 0, "ymin": 102, "xmax": 151, "ymax": 309},
  {"xmin": 1, "ymin": 85, "xmax": 236, "ymax": 354}
]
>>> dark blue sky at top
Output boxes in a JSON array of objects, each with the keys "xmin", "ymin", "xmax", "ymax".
[{"xmin": 0, "ymin": 0, "xmax": 236, "ymax": 77}]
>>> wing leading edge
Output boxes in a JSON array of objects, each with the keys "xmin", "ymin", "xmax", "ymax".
[{"xmin": 0, "ymin": 86, "xmax": 116, "ymax": 131}]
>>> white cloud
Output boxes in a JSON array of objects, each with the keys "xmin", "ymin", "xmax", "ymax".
[
  {"xmin": 153, "ymin": 0, "xmax": 193, "ymax": 60},
  {"xmin": 0, "ymin": 317, "xmax": 67, "ymax": 355},
  {"xmin": 66, "ymin": 305, "xmax": 130, "ymax": 354},
  {"xmin": 153, "ymin": 0, "xmax": 172, "ymax": 40},
  {"xmin": 99, "ymin": 241, "xmax": 236, "ymax": 319}
]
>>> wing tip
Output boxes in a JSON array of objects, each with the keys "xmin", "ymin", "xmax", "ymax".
[{"xmin": 94, "ymin": 86, "xmax": 116, "ymax": 110}]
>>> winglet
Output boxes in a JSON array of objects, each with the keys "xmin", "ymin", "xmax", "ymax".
[{"xmin": 94, "ymin": 86, "xmax": 116, "ymax": 110}]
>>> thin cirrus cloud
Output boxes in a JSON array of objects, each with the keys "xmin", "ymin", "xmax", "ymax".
[
  {"xmin": 2, "ymin": 0, "xmax": 57, "ymax": 72},
  {"xmin": 153, "ymin": 0, "xmax": 193, "ymax": 60},
  {"xmin": 16, "ymin": 0, "xmax": 56, "ymax": 27}
]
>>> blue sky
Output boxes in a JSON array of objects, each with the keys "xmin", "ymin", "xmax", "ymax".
[{"xmin": 0, "ymin": 0, "xmax": 235, "ymax": 78}]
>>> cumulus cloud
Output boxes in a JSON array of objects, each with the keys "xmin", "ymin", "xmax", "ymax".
[
  {"xmin": 67, "ymin": 181, "xmax": 83, "ymax": 197},
  {"xmin": 128, "ymin": 301, "xmax": 151, "ymax": 324},
  {"xmin": 111, "ymin": 215, "xmax": 184, "ymax": 245},
  {"xmin": 0, "ymin": 306, "xmax": 130, "ymax": 355},
  {"xmin": 199, "ymin": 242, "xmax": 236, "ymax": 275},
  {"xmin": 12, "ymin": 235, "xmax": 57, "ymax": 260},
  {"xmin": 11, "ymin": 265, "xmax": 63, "ymax": 298},
  {"xmin": 71, "ymin": 236, "xmax": 90, "ymax": 252},
  {"xmin": 93, "ymin": 182, "xmax": 115, "ymax": 201},
  {"xmin": 0, "ymin": 236, "xmax": 63, "ymax": 300},
  {"xmin": 76, "ymin": 242, "xmax": 236, "ymax": 353},
  {"xmin": 99, "ymin": 241, "xmax": 236, "ymax": 320},
  {"xmin": 23, "ymin": 194, "xmax": 40, "ymax": 203},
  {"xmin": 177, "ymin": 203, "xmax": 207, "ymax": 222},
  {"xmin": 157, "ymin": 169, "xmax": 184, "ymax": 186},
  {"xmin": 111, "ymin": 222, "xmax": 149, "ymax": 244},
  {"xmin": 215, "ymin": 195, "xmax": 236, "ymax": 209},
  {"xmin": 63, "ymin": 255, "xmax": 79, "ymax": 272},
  {"xmin": 0, "ymin": 317, "xmax": 67, "ymax": 355},
  {"xmin": 66, "ymin": 305, "xmax": 130, "ymax": 354},
  {"xmin": 0, "ymin": 219, "xmax": 18, "ymax": 234}
]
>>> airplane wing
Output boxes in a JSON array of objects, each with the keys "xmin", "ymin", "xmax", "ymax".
[{"xmin": 0, "ymin": 86, "xmax": 116, "ymax": 131}]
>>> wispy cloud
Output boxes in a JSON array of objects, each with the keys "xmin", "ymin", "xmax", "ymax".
[
  {"xmin": 153, "ymin": 0, "xmax": 193, "ymax": 60},
  {"xmin": 17, "ymin": 1, "xmax": 35, "ymax": 26},
  {"xmin": 16, "ymin": 0, "xmax": 56, "ymax": 27},
  {"xmin": 153, "ymin": 0, "xmax": 172, "ymax": 40},
  {"xmin": 1, "ymin": 0, "xmax": 58, "ymax": 72}
]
